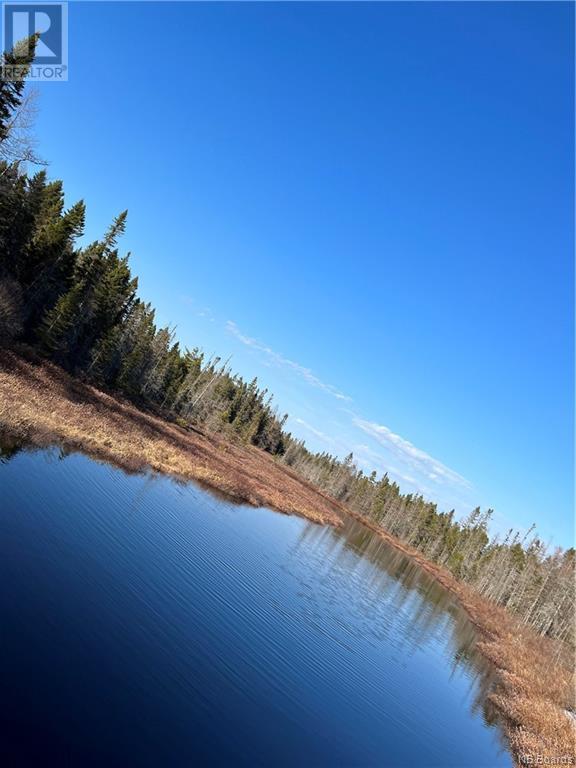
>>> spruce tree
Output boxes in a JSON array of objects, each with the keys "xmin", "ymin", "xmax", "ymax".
[{"xmin": 0, "ymin": 34, "xmax": 38, "ymax": 143}]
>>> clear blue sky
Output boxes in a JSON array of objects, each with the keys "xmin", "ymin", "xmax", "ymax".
[{"xmin": 31, "ymin": 1, "xmax": 573, "ymax": 546}]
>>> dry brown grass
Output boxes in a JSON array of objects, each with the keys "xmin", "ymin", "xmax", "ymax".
[
  {"xmin": 0, "ymin": 347, "xmax": 574, "ymax": 766},
  {"xmin": 0, "ymin": 348, "xmax": 343, "ymax": 526},
  {"xmin": 343, "ymin": 510, "xmax": 576, "ymax": 767}
]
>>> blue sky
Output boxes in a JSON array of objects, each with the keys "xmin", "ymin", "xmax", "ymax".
[{"xmin": 30, "ymin": 2, "xmax": 573, "ymax": 545}]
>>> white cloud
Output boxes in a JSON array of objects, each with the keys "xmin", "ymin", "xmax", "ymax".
[
  {"xmin": 352, "ymin": 417, "xmax": 472, "ymax": 491},
  {"xmin": 354, "ymin": 444, "xmax": 420, "ymax": 487},
  {"xmin": 180, "ymin": 296, "xmax": 215, "ymax": 322},
  {"xmin": 293, "ymin": 417, "xmax": 334, "ymax": 444},
  {"xmin": 224, "ymin": 319, "xmax": 475, "ymax": 514},
  {"xmin": 226, "ymin": 321, "xmax": 352, "ymax": 402}
]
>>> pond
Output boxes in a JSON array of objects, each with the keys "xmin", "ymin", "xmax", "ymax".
[{"xmin": 0, "ymin": 442, "xmax": 512, "ymax": 766}]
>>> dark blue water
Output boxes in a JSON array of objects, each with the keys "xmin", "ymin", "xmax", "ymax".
[{"xmin": 0, "ymin": 444, "xmax": 511, "ymax": 767}]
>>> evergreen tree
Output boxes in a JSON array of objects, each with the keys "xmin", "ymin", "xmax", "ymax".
[{"xmin": 0, "ymin": 34, "xmax": 39, "ymax": 143}]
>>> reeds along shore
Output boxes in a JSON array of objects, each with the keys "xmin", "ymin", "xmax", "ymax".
[
  {"xmin": 344, "ymin": 510, "xmax": 575, "ymax": 767},
  {"xmin": 0, "ymin": 348, "xmax": 574, "ymax": 767},
  {"xmin": 0, "ymin": 347, "xmax": 344, "ymax": 526}
]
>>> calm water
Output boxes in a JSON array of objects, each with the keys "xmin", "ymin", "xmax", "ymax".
[{"xmin": 0, "ymin": 443, "xmax": 512, "ymax": 767}]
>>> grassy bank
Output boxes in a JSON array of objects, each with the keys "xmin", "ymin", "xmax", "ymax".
[
  {"xmin": 0, "ymin": 348, "xmax": 342, "ymax": 526},
  {"xmin": 343, "ymin": 510, "xmax": 575, "ymax": 766},
  {"xmin": 0, "ymin": 348, "xmax": 573, "ymax": 767}
]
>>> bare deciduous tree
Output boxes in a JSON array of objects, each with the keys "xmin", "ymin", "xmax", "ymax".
[{"xmin": 0, "ymin": 87, "xmax": 46, "ymax": 171}]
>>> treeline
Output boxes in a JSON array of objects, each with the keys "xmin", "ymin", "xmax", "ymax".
[
  {"xmin": 0, "ymin": 173, "xmax": 289, "ymax": 453},
  {"xmin": 0, "ymin": 38, "xmax": 572, "ymax": 648},
  {"xmin": 0, "ymin": 40, "xmax": 289, "ymax": 456},
  {"xmin": 283, "ymin": 442, "xmax": 574, "ymax": 648}
]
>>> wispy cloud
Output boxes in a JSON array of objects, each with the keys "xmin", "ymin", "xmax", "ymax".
[
  {"xmin": 223, "ymin": 318, "xmax": 474, "ymax": 512},
  {"xmin": 293, "ymin": 417, "xmax": 333, "ymax": 443},
  {"xmin": 353, "ymin": 443, "xmax": 419, "ymax": 487},
  {"xmin": 352, "ymin": 417, "xmax": 472, "ymax": 491},
  {"xmin": 226, "ymin": 321, "xmax": 352, "ymax": 402},
  {"xmin": 180, "ymin": 295, "xmax": 215, "ymax": 322}
]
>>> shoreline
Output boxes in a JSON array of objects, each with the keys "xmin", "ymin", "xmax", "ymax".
[
  {"xmin": 0, "ymin": 347, "xmax": 573, "ymax": 767},
  {"xmin": 0, "ymin": 347, "xmax": 344, "ymax": 527},
  {"xmin": 348, "ymin": 510, "xmax": 574, "ymax": 764}
]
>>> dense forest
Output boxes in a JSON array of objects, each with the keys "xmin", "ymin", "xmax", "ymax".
[{"xmin": 0, "ymin": 38, "xmax": 573, "ymax": 648}]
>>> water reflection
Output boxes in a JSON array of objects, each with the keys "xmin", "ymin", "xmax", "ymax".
[
  {"xmin": 293, "ymin": 518, "xmax": 507, "ymax": 738},
  {"xmin": 0, "ymin": 429, "xmax": 23, "ymax": 462},
  {"xmin": 0, "ymin": 433, "xmax": 511, "ymax": 766}
]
